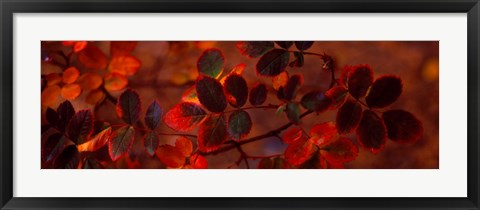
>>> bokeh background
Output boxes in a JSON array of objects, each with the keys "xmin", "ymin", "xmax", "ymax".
[{"xmin": 41, "ymin": 41, "xmax": 439, "ymax": 169}]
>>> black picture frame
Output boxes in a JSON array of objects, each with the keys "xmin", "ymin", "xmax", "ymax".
[{"xmin": 1, "ymin": 0, "xmax": 479, "ymax": 209}]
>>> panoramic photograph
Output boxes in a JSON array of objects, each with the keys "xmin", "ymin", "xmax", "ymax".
[{"xmin": 40, "ymin": 41, "xmax": 438, "ymax": 169}]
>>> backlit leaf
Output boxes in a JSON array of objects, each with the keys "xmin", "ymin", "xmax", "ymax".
[
  {"xmin": 73, "ymin": 41, "xmax": 88, "ymax": 53},
  {"xmin": 110, "ymin": 41, "xmax": 137, "ymax": 56},
  {"xmin": 227, "ymin": 110, "xmax": 252, "ymax": 141},
  {"xmin": 164, "ymin": 102, "xmax": 207, "ymax": 132},
  {"xmin": 356, "ymin": 110, "xmax": 387, "ymax": 154},
  {"xmin": 223, "ymin": 74, "xmax": 248, "ymax": 107},
  {"xmin": 145, "ymin": 100, "xmax": 163, "ymax": 130},
  {"xmin": 108, "ymin": 125, "xmax": 135, "ymax": 161},
  {"xmin": 156, "ymin": 145, "xmax": 185, "ymax": 168},
  {"xmin": 46, "ymin": 73, "xmax": 62, "ymax": 86},
  {"xmin": 41, "ymin": 85, "xmax": 60, "ymax": 107},
  {"xmin": 236, "ymin": 41, "xmax": 274, "ymax": 58},
  {"xmin": 336, "ymin": 99, "xmax": 362, "ymax": 134},
  {"xmin": 320, "ymin": 137, "xmax": 358, "ymax": 163},
  {"xmin": 284, "ymin": 74, "xmax": 303, "ymax": 101},
  {"xmin": 294, "ymin": 41, "xmax": 314, "ymax": 51},
  {"xmin": 366, "ymin": 75, "xmax": 403, "ymax": 108},
  {"xmin": 85, "ymin": 89, "xmax": 106, "ymax": 105},
  {"xmin": 275, "ymin": 41, "xmax": 293, "ymax": 49},
  {"xmin": 272, "ymin": 71, "xmax": 289, "ymax": 90},
  {"xmin": 56, "ymin": 100, "xmax": 75, "ymax": 132},
  {"xmin": 67, "ymin": 109, "xmax": 93, "ymax": 145},
  {"xmin": 175, "ymin": 136, "xmax": 193, "ymax": 157},
  {"xmin": 196, "ymin": 75, "xmax": 227, "ymax": 113},
  {"xmin": 143, "ymin": 131, "xmax": 159, "ymax": 157},
  {"xmin": 104, "ymin": 73, "xmax": 128, "ymax": 91},
  {"xmin": 325, "ymin": 86, "xmax": 348, "ymax": 109},
  {"xmin": 301, "ymin": 91, "xmax": 332, "ymax": 113},
  {"xmin": 61, "ymin": 83, "xmax": 82, "ymax": 100},
  {"xmin": 309, "ymin": 122, "xmax": 337, "ymax": 146},
  {"xmin": 282, "ymin": 127, "xmax": 303, "ymax": 144},
  {"xmin": 285, "ymin": 102, "xmax": 301, "ymax": 124},
  {"xmin": 77, "ymin": 127, "xmax": 112, "ymax": 152},
  {"xmin": 62, "ymin": 67, "xmax": 80, "ymax": 84},
  {"xmin": 77, "ymin": 44, "xmax": 108, "ymax": 69},
  {"xmin": 347, "ymin": 65, "xmax": 374, "ymax": 99},
  {"xmin": 382, "ymin": 109, "xmax": 423, "ymax": 143},
  {"xmin": 249, "ymin": 83, "xmax": 267, "ymax": 106},
  {"xmin": 198, "ymin": 114, "xmax": 228, "ymax": 152},
  {"xmin": 191, "ymin": 154, "xmax": 208, "ymax": 169},
  {"xmin": 42, "ymin": 133, "xmax": 66, "ymax": 163},
  {"xmin": 285, "ymin": 139, "xmax": 316, "ymax": 166},
  {"xmin": 256, "ymin": 49, "xmax": 290, "ymax": 77},
  {"xmin": 53, "ymin": 145, "xmax": 79, "ymax": 169},
  {"xmin": 116, "ymin": 89, "xmax": 141, "ymax": 125},
  {"xmin": 77, "ymin": 72, "xmax": 103, "ymax": 90},
  {"xmin": 197, "ymin": 48, "xmax": 224, "ymax": 78},
  {"xmin": 108, "ymin": 56, "xmax": 141, "ymax": 76}
]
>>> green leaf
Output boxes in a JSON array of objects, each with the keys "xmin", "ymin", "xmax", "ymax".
[
  {"xmin": 227, "ymin": 110, "xmax": 252, "ymax": 141},
  {"xmin": 249, "ymin": 83, "xmax": 267, "ymax": 106},
  {"xmin": 197, "ymin": 48, "xmax": 224, "ymax": 78},
  {"xmin": 256, "ymin": 49, "xmax": 290, "ymax": 77},
  {"xmin": 285, "ymin": 102, "xmax": 301, "ymax": 124},
  {"xmin": 198, "ymin": 114, "xmax": 228, "ymax": 152},
  {"xmin": 294, "ymin": 41, "xmax": 314, "ymax": 51}
]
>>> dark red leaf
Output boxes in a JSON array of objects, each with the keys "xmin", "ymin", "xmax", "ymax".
[
  {"xmin": 76, "ymin": 44, "xmax": 108, "ymax": 69},
  {"xmin": 77, "ymin": 126, "xmax": 112, "ymax": 152},
  {"xmin": 320, "ymin": 137, "xmax": 358, "ymax": 163},
  {"xmin": 356, "ymin": 110, "xmax": 387, "ymax": 154},
  {"xmin": 156, "ymin": 145, "xmax": 185, "ymax": 168},
  {"xmin": 336, "ymin": 99, "xmax": 362, "ymax": 134},
  {"xmin": 282, "ymin": 127, "xmax": 303, "ymax": 144},
  {"xmin": 143, "ymin": 131, "xmax": 159, "ymax": 157},
  {"xmin": 42, "ymin": 133, "xmax": 66, "ymax": 163},
  {"xmin": 198, "ymin": 114, "xmax": 228, "ymax": 152},
  {"xmin": 236, "ymin": 41, "xmax": 274, "ymax": 58},
  {"xmin": 108, "ymin": 125, "xmax": 135, "ymax": 161},
  {"xmin": 289, "ymin": 51, "xmax": 304, "ymax": 68},
  {"xmin": 276, "ymin": 86, "xmax": 286, "ymax": 101},
  {"xmin": 249, "ymin": 83, "xmax": 267, "ymax": 106},
  {"xmin": 164, "ymin": 102, "xmax": 207, "ymax": 132},
  {"xmin": 382, "ymin": 109, "xmax": 423, "ymax": 143},
  {"xmin": 191, "ymin": 154, "xmax": 208, "ymax": 169},
  {"xmin": 325, "ymin": 86, "xmax": 348, "ymax": 109},
  {"xmin": 116, "ymin": 89, "xmax": 142, "ymax": 125},
  {"xmin": 227, "ymin": 110, "xmax": 252, "ymax": 141},
  {"xmin": 175, "ymin": 136, "xmax": 193, "ymax": 157},
  {"xmin": 53, "ymin": 145, "xmax": 79, "ymax": 169},
  {"xmin": 347, "ymin": 65, "xmax": 374, "ymax": 99},
  {"xmin": 46, "ymin": 108, "xmax": 58, "ymax": 126},
  {"xmin": 196, "ymin": 75, "xmax": 227, "ymax": 113},
  {"xmin": 110, "ymin": 41, "xmax": 137, "ymax": 56},
  {"xmin": 275, "ymin": 41, "xmax": 293, "ymax": 49},
  {"xmin": 284, "ymin": 74, "xmax": 303, "ymax": 101},
  {"xmin": 366, "ymin": 75, "xmax": 403, "ymax": 108},
  {"xmin": 301, "ymin": 91, "xmax": 332, "ymax": 113},
  {"xmin": 285, "ymin": 139, "xmax": 316, "ymax": 166},
  {"xmin": 256, "ymin": 49, "xmax": 290, "ymax": 77},
  {"xmin": 223, "ymin": 74, "xmax": 248, "ymax": 107},
  {"xmin": 285, "ymin": 102, "xmax": 301, "ymax": 124},
  {"xmin": 82, "ymin": 158, "xmax": 104, "ymax": 169},
  {"xmin": 294, "ymin": 41, "xmax": 314, "ymax": 51},
  {"xmin": 67, "ymin": 109, "xmax": 93, "ymax": 145},
  {"xmin": 309, "ymin": 122, "xmax": 337, "ymax": 146},
  {"xmin": 257, "ymin": 158, "xmax": 273, "ymax": 169},
  {"xmin": 56, "ymin": 100, "xmax": 75, "ymax": 132},
  {"xmin": 197, "ymin": 48, "xmax": 224, "ymax": 78},
  {"xmin": 145, "ymin": 100, "xmax": 163, "ymax": 130}
]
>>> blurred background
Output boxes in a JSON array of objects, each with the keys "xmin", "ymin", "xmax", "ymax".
[{"xmin": 41, "ymin": 41, "xmax": 439, "ymax": 169}]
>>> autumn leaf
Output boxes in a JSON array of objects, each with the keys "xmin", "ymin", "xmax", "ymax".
[
  {"xmin": 282, "ymin": 127, "xmax": 303, "ymax": 144},
  {"xmin": 62, "ymin": 67, "xmax": 80, "ymax": 84},
  {"xmin": 196, "ymin": 75, "xmax": 227, "ymax": 113},
  {"xmin": 294, "ymin": 41, "xmax": 314, "ymax": 51},
  {"xmin": 144, "ymin": 100, "xmax": 163, "ymax": 130},
  {"xmin": 85, "ymin": 89, "xmax": 105, "ymax": 105},
  {"xmin": 275, "ymin": 41, "xmax": 293, "ymax": 49},
  {"xmin": 356, "ymin": 110, "xmax": 387, "ymax": 154},
  {"xmin": 77, "ymin": 72, "xmax": 103, "ymax": 90},
  {"xmin": 289, "ymin": 51, "xmax": 304, "ymax": 67},
  {"xmin": 46, "ymin": 73, "xmax": 62, "ymax": 87},
  {"xmin": 285, "ymin": 139, "xmax": 316, "ymax": 166},
  {"xmin": 347, "ymin": 65, "xmax": 374, "ymax": 99},
  {"xmin": 309, "ymin": 122, "xmax": 337, "ymax": 146},
  {"xmin": 382, "ymin": 110, "xmax": 423, "ymax": 143},
  {"xmin": 191, "ymin": 154, "xmax": 208, "ymax": 169},
  {"xmin": 336, "ymin": 99, "xmax": 362, "ymax": 134},
  {"xmin": 164, "ymin": 102, "xmax": 207, "ymax": 132},
  {"xmin": 320, "ymin": 137, "xmax": 358, "ymax": 163},
  {"xmin": 197, "ymin": 48, "xmax": 224, "ymax": 78},
  {"xmin": 325, "ymin": 86, "xmax": 348, "ymax": 109},
  {"xmin": 76, "ymin": 44, "xmax": 108, "ymax": 69},
  {"xmin": 143, "ymin": 131, "xmax": 159, "ymax": 157},
  {"xmin": 61, "ymin": 83, "xmax": 82, "ymax": 100},
  {"xmin": 175, "ymin": 136, "xmax": 193, "ymax": 157},
  {"xmin": 249, "ymin": 83, "xmax": 267, "ymax": 106},
  {"xmin": 42, "ymin": 133, "xmax": 66, "ymax": 163},
  {"xmin": 256, "ymin": 49, "xmax": 290, "ymax": 77},
  {"xmin": 53, "ymin": 145, "xmax": 79, "ymax": 169},
  {"xmin": 236, "ymin": 41, "xmax": 274, "ymax": 58},
  {"xmin": 366, "ymin": 75, "xmax": 403, "ymax": 108},
  {"xmin": 110, "ymin": 41, "xmax": 137, "ymax": 56},
  {"xmin": 108, "ymin": 56, "xmax": 141, "ymax": 76},
  {"xmin": 283, "ymin": 74, "xmax": 303, "ymax": 101},
  {"xmin": 301, "ymin": 91, "xmax": 332, "ymax": 113},
  {"xmin": 77, "ymin": 126, "xmax": 112, "ymax": 152},
  {"xmin": 104, "ymin": 73, "xmax": 128, "ymax": 91},
  {"xmin": 56, "ymin": 100, "xmax": 75, "ymax": 132},
  {"xmin": 272, "ymin": 71, "xmax": 289, "ymax": 90},
  {"xmin": 198, "ymin": 114, "xmax": 228, "ymax": 152},
  {"xmin": 223, "ymin": 74, "xmax": 248, "ymax": 108},
  {"xmin": 257, "ymin": 158, "xmax": 273, "ymax": 169},
  {"xmin": 116, "ymin": 89, "xmax": 141, "ymax": 125},
  {"xmin": 46, "ymin": 108, "xmax": 58, "ymax": 126},
  {"xmin": 227, "ymin": 110, "xmax": 252, "ymax": 141},
  {"xmin": 67, "ymin": 109, "xmax": 93, "ymax": 145},
  {"xmin": 108, "ymin": 125, "xmax": 135, "ymax": 161},
  {"xmin": 181, "ymin": 85, "xmax": 200, "ymax": 104},
  {"xmin": 285, "ymin": 102, "xmax": 301, "ymax": 124},
  {"xmin": 41, "ymin": 85, "xmax": 60, "ymax": 107},
  {"xmin": 156, "ymin": 145, "xmax": 185, "ymax": 168}
]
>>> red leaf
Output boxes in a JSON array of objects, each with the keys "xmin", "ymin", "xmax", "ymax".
[
  {"xmin": 347, "ymin": 65, "xmax": 374, "ymax": 99},
  {"xmin": 223, "ymin": 74, "xmax": 248, "ymax": 107},
  {"xmin": 325, "ymin": 85, "xmax": 348, "ymax": 109},
  {"xmin": 256, "ymin": 49, "xmax": 290, "ymax": 77},
  {"xmin": 283, "ymin": 74, "xmax": 303, "ymax": 101},
  {"xmin": 67, "ymin": 109, "xmax": 94, "ymax": 145},
  {"xmin": 108, "ymin": 55, "xmax": 141, "ymax": 76},
  {"xmin": 275, "ymin": 41, "xmax": 293, "ymax": 49},
  {"xmin": 175, "ymin": 136, "xmax": 193, "ymax": 157},
  {"xmin": 227, "ymin": 110, "xmax": 252, "ymax": 141},
  {"xmin": 236, "ymin": 41, "xmax": 274, "ymax": 58},
  {"xmin": 164, "ymin": 102, "xmax": 207, "ymax": 132},
  {"xmin": 285, "ymin": 102, "xmax": 301, "ymax": 124},
  {"xmin": 196, "ymin": 75, "xmax": 227, "ymax": 113},
  {"xmin": 294, "ymin": 41, "xmax": 314, "ymax": 51},
  {"xmin": 191, "ymin": 154, "xmax": 208, "ymax": 169},
  {"xmin": 309, "ymin": 122, "xmax": 337, "ymax": 146},
  {"xmin": 143, "ymin": 131, "xmax": 159, "ymax": 157},
  {"xmin": 77, "ymin": 126, "xmax": 112, "ymax": 152},
  {"xmin": 108, "ymin": 125, "xmax": 135, "ymax": 161},
  {"xmin": 42, "ymin": 133, "xmax": 66, "ymax": 163},
  {"xmin": 301, "ymin": 91, "xmax": 332, "ymax": 113},
  {"xmin": 76, "ymin": 44, "xmax": 108, "ymax": 69},
  {"xmin": 53, "ymin": 145, "xmax": 79, "ymax": 169},
  {"xmin": 336, "ymin": 99, "xmax": 362, "ymax": 134},
  {"xmin": 284, "ymin": 139, "xmax": 316, "ymax": 166},
  {"xmin": 249, "ymin": 83, "xmax": 267, "ymax": 106},
  {"xmin": 116, "ymin": 89, "xmax": 142, "ymax": 125},
  {"xmin": 56, "ymin": 100, "xmax": 75, "ymax": 132},
  {"xmin": 366, "ymin": 75, "xmax": 403, "ymax": 108},
  {"xmin": 197, "ymin": 48, "xmax": 224, "ymax": 78},
  {"xmin": 356, "ymin": 110, "xmax": 387, "ymax": 154},
  {"xmin": 198, "ymin": 114, "xmax": 228, "ymax": 152},
  {"xmin": 46, "ymin": 108, "xmax": 58, "ymax": 126},
  {"xmin": 382, "ymin": 109, "xmax": 423, "ymax": 143},
  {"xmin": 156, "ymin": 145, "xmax": 185, "ymax": 168},
  {"xmin": 320, "ymin": 137, "xmax": 358, "ymax": 163},
  {"xmin": 144, "ymin": 100, "xmax": 163, "ymax": 130},
  {"xmin": 110, "ymin": 41, "xmax": 137, "ymax": 56},
  {"xmin": 282, "ymin": 127, "xmax": 303, "ymax": 144}
]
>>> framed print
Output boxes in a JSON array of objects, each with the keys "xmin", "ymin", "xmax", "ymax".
[{"xmin": 1, "ymin": 0, "xmax": 479, "ymax": 209}]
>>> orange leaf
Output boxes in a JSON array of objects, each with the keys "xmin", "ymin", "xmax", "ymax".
[
  {"xmin": 175, "ymin": 136, "xmax": 193, "ymax": 157},
  {"xmin": 181, "ymin": 85, "xmax": 200, "ymax": 104},
  {"xmin": 309, "ymin": 122, "xmax": 337, "ymax": 146},
  {"xmin": 73, "ymin": 41, "xmax": 88, "ymax": 52},
  {"xmin": 77, "ymin": 44, "xmax": 108, "ymax": 69},
  {"xmin": 77, "ymin": 72, "xmax": 103, "ymax": 90},
  {"xmin": 156, "ymin": 145, "xmax": 185, "ymax": 168},
  {"xmin": 272, "ymin": 71, "xmax": 289, "ymax": 90},
  {"xmin": 191, "ymin": 154, "xmax": 208, "ymax": 169},
  {"xmin": 62, "ymin": 41, "xmax": 75, "ymax": 46},
  {"xmin": 46, "ymin": 73, "xmax": 62, "ymax": 86},
  {"xmin": 61, "ymin": 83, "xmax": 82, "ymax": 100},
  {"xmin": 195, "ymin": 41, "xmax": 217, "ymax": 50},
  {"xmin": 77, "ymin": 127, "xmax": 112, "ymax": 152},
  {"xmin": 104, "ymin": 73, "xmax": 128, "ymax": 91},
  {"xmin": 220, "ymin": 63, "xmax": 246, "ymax": 84},
  {"xmin": 85, "ymin": 89, "xmax": 105, "ymax": 105},
  {"xmin": 41, "ymin": 85, "xmax": 61, "ymax": 107},
  {"xmin": 110, "ymin": 41, "xmax": 137, "ymax": 56},
  {"xmin": 63, "ymin": 67, "xmax": 80, "ymax": 84},
  {"xmin": 284, "ymin": 139, "xmax": 316, "ymax": 166},
  {"xmin": 108, "ymin": 55, "xmax": 141, "ymax": 76}
]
